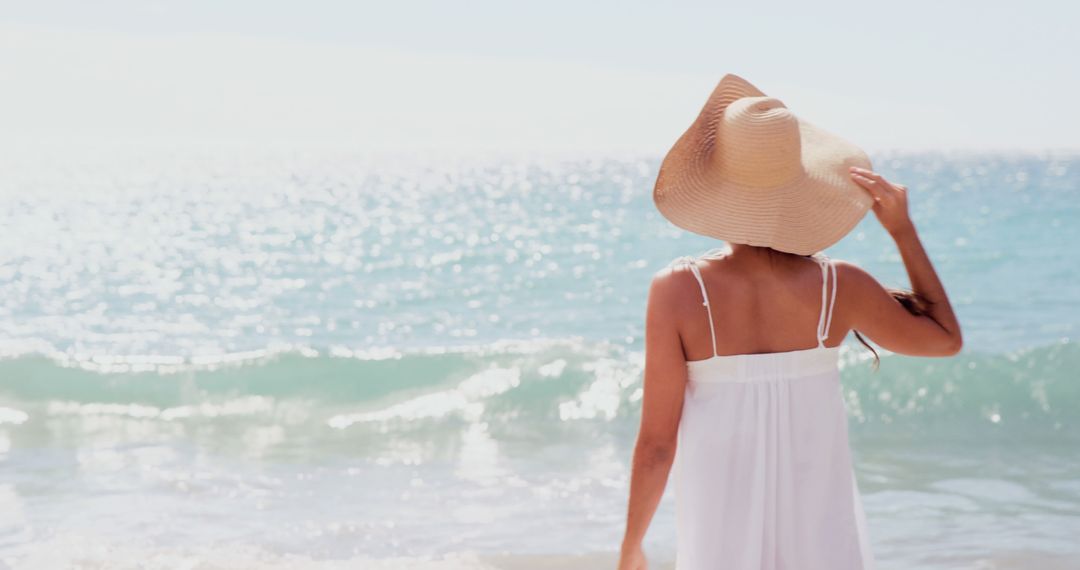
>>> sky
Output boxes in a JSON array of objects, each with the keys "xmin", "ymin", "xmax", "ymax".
[{"xmin": 1, "ymin": 0, "xmax": 1077, "ymax": 154}]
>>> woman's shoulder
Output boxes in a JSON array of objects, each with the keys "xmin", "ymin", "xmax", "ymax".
[
  {"xmin": 661, "ymin": 247, "xmax": 729, "ymax": 269},
  {"xmin": 820, "ymin": 258, "xmax": 892, "ymax": 310},
  {"xmin": 651, "ymin": 256, "xmax": 695, "ymax": 289},
  {"xmin": 646, "ymin": 259, "xmax": 698, "ymax": 322},
  {"xmin": 824, "ymin": 257, "xmax": 876, "ymax": 285},
  {"xmin": 650, "ymin": 252, "xmax": 712, "ymax": 299}
]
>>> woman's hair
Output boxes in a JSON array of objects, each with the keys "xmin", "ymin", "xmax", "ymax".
[{"xmin": 853, "ymin": 289, "xmax": 932, "ymax": 371}]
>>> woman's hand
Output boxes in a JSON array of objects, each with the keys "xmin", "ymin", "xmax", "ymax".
[
  {"xmin": 849, "ymin": 166, "xmax": 915, "ymax": 237},
  {"xmin": 617, "ymin": 543, "xmax": 648, "ymax": 570}
]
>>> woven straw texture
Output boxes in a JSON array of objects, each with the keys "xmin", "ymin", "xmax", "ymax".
[{"xmin": 654, "ymin": 74, "xmax": 874, "ymax": 255}]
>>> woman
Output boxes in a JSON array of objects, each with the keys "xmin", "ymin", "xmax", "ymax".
[{"xmin": 617, "ymin": 74, "xmax": 962, "ymax": 570}]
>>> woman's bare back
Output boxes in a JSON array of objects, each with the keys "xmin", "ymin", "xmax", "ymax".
[{"xmin": 670, "ymin": 247, "xmax": 845, "ymax": 361}]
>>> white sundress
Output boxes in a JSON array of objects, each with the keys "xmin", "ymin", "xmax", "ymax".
[{"xmin": 669, "ymin": 249, "xmax": 875, "ymax": 570}]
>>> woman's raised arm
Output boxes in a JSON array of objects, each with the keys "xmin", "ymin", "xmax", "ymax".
[{"xmin": 842, "ymin": 166, "xmax": 963, "ymax": 357}]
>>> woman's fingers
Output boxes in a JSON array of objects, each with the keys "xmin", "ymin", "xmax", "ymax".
[
  {"xmin": 849, "ymin": 167, "xmax": 885, "ymax": 201},
  {"xmin": 851, "ymin": 166, "xmax": 896, "ymax": 191},
  {"xmin": 866, "ymin": 170, "xmax": 891, "ymax": 188},
  {"xmin": 847, "ymin": 166, "xmax": 915, "ymax": 235}
]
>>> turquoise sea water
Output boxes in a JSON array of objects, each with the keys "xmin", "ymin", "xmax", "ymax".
[{"xmin": 0, "ymin": 147, "xmax": 1078, "ymax": 569}]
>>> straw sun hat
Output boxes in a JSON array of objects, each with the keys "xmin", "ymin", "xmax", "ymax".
[{"xmin": 653, "ymin": 73, "xmax": 874, "ymax": 255}]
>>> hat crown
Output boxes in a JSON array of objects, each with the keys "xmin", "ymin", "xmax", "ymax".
[{"xmin": 712, "ymin": 96, "xmax": 804, "ymax": 188}]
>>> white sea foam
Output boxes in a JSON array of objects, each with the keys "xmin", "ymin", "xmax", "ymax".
[{"xmin": 327, "ymin": 367, "xmax": 521, "ymax": 429}]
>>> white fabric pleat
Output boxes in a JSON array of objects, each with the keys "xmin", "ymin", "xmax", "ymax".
[{"xmin": 674, "ymin": 358, "xmax": 874, "ymax": 569}]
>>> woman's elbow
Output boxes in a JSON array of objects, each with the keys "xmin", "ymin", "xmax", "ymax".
[
  {"xmin": 945, "ymin": 334, "xmax": 963, "ymax": 356},
  {"xmin": 937, "ymin": 331, "xmax": 963, "ymax": 356},
  {"xmin": 634, "ymin": 437, "xmax": 677, "ymax": 466}
]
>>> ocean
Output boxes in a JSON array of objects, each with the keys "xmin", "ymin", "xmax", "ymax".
[{"xmin": 0, "ymin": 146, "xmax": 1077, "ymax": 569}]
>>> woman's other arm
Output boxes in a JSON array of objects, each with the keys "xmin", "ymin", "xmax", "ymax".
[{"xmin": 618, "ymin": 268, "xmax": 688, "ymax": 570}]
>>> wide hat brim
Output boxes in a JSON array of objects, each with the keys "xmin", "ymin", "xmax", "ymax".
[{"xmin": 654, "ymin": 73, "xmax": 874, "ymax": 256}]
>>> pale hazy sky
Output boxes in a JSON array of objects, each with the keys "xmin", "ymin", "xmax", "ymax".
[{"xmin": 1, "ymin": 0, "xmax": 1077, "ymax": 153}]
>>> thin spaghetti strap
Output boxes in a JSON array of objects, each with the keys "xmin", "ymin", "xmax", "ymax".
[
  {"xmin": 686, "ymin": 262, "xmax": 719, "ymax": 358},
  {"xmin": 815, "ymin": 255, "xmax": 838, "ymax": 348},
  {"xmin": 669, "ymin": 255, "xmax": 719, "ymax": 358}
]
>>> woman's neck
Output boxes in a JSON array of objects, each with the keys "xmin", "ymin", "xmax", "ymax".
[{"xmin": 723, "ymin": 243, "xmax": 812, "ymax": 266}]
